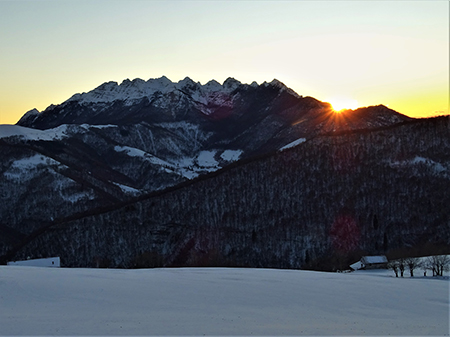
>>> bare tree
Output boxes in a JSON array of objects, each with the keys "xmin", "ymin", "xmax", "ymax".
[
  {"xmin": 404, "ymin": 257, "xmax": 421, "ymax": 277},
  {"xmin": 387, "ymin": 260, "xmax": 399, "ymax": 277},
  {"xmin": 425, "ymin": 256, "xmax": 437, "ymax": 276},
  {"xmin": 398, "ymin": 258, "xmax": 405, "ymax": 277},
  {"xmin": 435, "ymin": 255, "xmax": 450, "ymax": 276},
  {"xmin": 425, "ymin": 255, "xmax": 450, "ymax": 276},
  {"xmin": 422, "ymin": 259, "xmax": 429, "ymax": 276}
]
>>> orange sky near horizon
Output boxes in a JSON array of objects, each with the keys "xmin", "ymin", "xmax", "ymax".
[{"xmin": 0, "ymin": 1, "xmax": 448, "ymax": 125}]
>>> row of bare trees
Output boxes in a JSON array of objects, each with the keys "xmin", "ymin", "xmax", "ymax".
[{"xmin": 388, "ymin": 255, "xmax": 449, "ymax": 277}]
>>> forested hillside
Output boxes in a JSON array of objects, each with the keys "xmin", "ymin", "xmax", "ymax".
[{"xmin": 5, "ymin": 116, "xmax": 449, "ymax": 270}]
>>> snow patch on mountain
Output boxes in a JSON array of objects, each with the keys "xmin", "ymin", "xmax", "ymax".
[
  {"xmin": 112, "ymin": 182, "xmax": 142, "ymax": 195},
  {"xmin": 196, "ymin": 150, "xmax": 218, "ymax": 169},
  {"xmin": 170, "ymin": 156, "xmax": 195, "ymax": 167},
  {"xmin": 0, "ymin": 124, "xmax": 69, "ymax": 141},
  {"xmin": 114, "ymin": 146, "xmax": 171, "ymax": 167},
  {"xmin": 59, "ymin": 188, "xmax": 96, "ymax": 204},
  {"xmin": 115, "ymin": 145, "xmax": 204, "ymax": 180},
  {"xmin": 410, "ymin": 156, "xmax": 447, "ymax": 173},
  {"xmin": 11, "ymin": 155, "xmax": 62, "ymax": 173},
  {"xmin": 114, "ymin": 145, "xmax": 233, "ymax": 180},
  {"xmin": 389, "ymin": 156, "xmax": 448, "ymax": 176},
  {"xmin": 220, "ymin": 150, "xmax": 243, "ymax": 161},
  {"xmin": 165, "ymin": 157, "xmax": 198, "ymax": 179},
  {"xmin": 280, "ymin": 138, "xmax": 307, "ymax": 151},
  {"xmin": 4, "ymin": 154, "xmax": 66, "ymax": 181},
  {"xmin": 85, "ymin": 124, "xmax": 118, "ymax": 130},
  {"xmin": 10, "ymin": 154, "xmax": 59, "ymax": 168}
]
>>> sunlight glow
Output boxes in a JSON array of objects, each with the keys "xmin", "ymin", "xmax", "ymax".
[
  {"xmin": 328, "ymin": 98, "xmax": 359, "ymax": 112},
  {"xmin": 0, "ymin": 1, "xmax": 447, "ymax": 124}
]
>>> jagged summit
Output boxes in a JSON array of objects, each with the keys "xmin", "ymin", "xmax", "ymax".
[
  {"xmin": 16, "ymin": 75, "xmax": 411, "ymax": 136},
  {"xmin": 18, "ymin": 76, "xmax": 310, "ymax": 129},
  {"xmin": 222, "ymin": 77, "xmax": 242, "ymax": 91},
  {"xmin": 62, "ymin": 76, "xmax": 303, "ymax": 107},
  {"xmin": 16, "ymin": 108, "xmax": 41, "ymax": 126},
  {"xmin": 204, "ymin": 79, "xmax": 222, "ymax": 91},
  {"xmin": 264, "ymin": 79, "xmax": 301, "ymax": 98},
  {"xmin": 65, "ymin": 76, "xmax": 254, "ymax": 106}
]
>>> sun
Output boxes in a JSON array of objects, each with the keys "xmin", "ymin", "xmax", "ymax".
[{"xmin": 328, "ymin": 97, "xmax": 359, "ymax": 112}]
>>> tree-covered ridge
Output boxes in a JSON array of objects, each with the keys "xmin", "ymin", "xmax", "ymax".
[{"xmin": 6, "ymin": 116, "xmax": 449, "ymax": 270}]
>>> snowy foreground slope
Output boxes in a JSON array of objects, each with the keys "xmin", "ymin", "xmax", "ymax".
[{"xmin": 0, "ymin": 267, "xmax": 448, "ymax": 336}]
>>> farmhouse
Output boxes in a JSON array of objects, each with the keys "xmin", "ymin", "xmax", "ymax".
[
  {"xmin": 7, "ymin": 257, "xmax": 60, "ymax": 267},
  {"xmin": 350, "ymin": 255, "xmax": 388, "ymax": 270}
]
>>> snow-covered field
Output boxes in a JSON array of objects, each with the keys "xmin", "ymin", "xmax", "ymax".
[{"xmin": 0, "ymin": 266, "xmax": 448, "ymax": 336}]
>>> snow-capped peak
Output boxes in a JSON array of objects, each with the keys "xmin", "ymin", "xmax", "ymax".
[
  {"xmin": 223, "ymin": 77, "xmax": 242, "ymax": 91},
  {"xmin": 175, "ymin": 77, "xmax": 202, "ymax": 94},
  {"xmin": 176, "ymin": 76, "xmax": 197, "ymax": 87},
  {"xmin": 203, "ymin": 79, "xmax": 223, "ymax": 92},
  {"xmin": 64, "ymin": 76, "xmax": 299, "ymax": 106},
  {"xmin": 66, "ymin": 78, "xmax": 174, "ymax": 105},
  {"xmin": 17, "ymin": 108, "xmax": 40, "ymax": 125},
  {"xmin": 25, "ymin": 108, "xmax": 40, "ymax": 115},
  {"xmin": 264, "ymin": 79, "xmax": 301, "ymax": 98},
  {"xmin": 269, "ymin": 79, "xmax": 286, "ymax": 88}
]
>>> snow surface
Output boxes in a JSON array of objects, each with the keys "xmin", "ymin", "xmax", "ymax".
[
  {"xmin": 81, "ymin": 123, "xmax": 117, "ymax": 130},
  {"xmin": 196, "ymin": 150, "xmax": 218, "ymax": 168},
  {"xmin": 7, "ymin": 257, "xmax": 60, "ymax": 267},
  {"xmin": 114, "ymin": 145, "xmax": 219, "ymax": 180},
  {"xmin": 410, "ymin": 156, "xmax": 447, "ymax": 173},
  {"xmin": 112, "ymin": 182, "xmax": 142, "ymax": 195},
  {"xmin": 362, "ymin": 255, "xmax": 388, "ymax": 264},
  {"xmin": 0, "ymin": 124, "xmax": 69, "ymax": 141},
  {"xmin": 389, "ymin": 156, "xmax": 448, "ymax": 174},
  {"xmin": 220, "ymin": 149, "xmax": 243, "ymax": 162},
  {"xmin": 280, "ymin": 137, "xmax": 307, "ymax": 151},
  {"xmin": 114, "ymin": 145, "xmax": 171, "ymax": 167},
  {"xmin": 7, "ymin": 154, "xmax": 60, "ymax": 169},
  {"xmin": 51, "ymin": 178, "xmax": 96, "ymax": 203},
  {"xmin": 65, "ymin": 76, "xmax": 265, "ymax": 107},
  {"xmin": 389, "ymin": 156, "xmax": 448, "ymax": 177},
  {"xmin": 3, "ymin": 154, "xmax": 66, "ymax": 181},
  {"xmin": 65, "ymin": 76, "xmax": 227, "ymax": 105},
  {"xmin": 114, "ymin": 145, "xmax": 197, "ymax": 179},
  {"xmin": 0, "ymin": 267, "xmax": 447, "ymax": 336}
]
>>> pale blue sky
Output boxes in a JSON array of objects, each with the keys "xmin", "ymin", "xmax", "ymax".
[{"xmin": 0, "ymin": 0, "xmax": 448, "ymax": 123}]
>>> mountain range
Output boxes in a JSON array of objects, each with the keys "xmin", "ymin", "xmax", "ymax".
[{"xmin": 1, "ymin": 76, "xmax": 448, "ymax": 269}]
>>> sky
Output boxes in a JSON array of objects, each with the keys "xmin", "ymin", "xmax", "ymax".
[{"xmin": 0, "ymin": 0, "xmax": 448, "ymax": 125}]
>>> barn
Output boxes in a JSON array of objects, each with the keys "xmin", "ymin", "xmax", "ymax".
[{"xmin": 350, "ymin": 255, "xmax": 388, "ymax": 270}]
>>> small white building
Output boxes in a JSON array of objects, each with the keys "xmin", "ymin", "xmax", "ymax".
[
  {"xmin": 350, "ymin": 255, "xmax": 388, "ymax": 270},
  {"xmin": 7, "ymin": 257, "xmax": 60, "ymax": 268}
]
